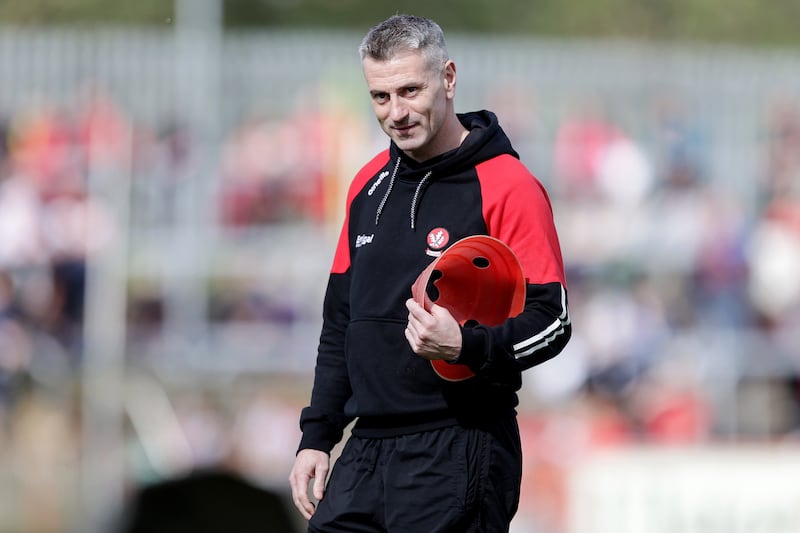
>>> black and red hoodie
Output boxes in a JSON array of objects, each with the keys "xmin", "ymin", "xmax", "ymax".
[{"xmin": 298, "ymin": 110, "xmax": 571, "ymax": 453}]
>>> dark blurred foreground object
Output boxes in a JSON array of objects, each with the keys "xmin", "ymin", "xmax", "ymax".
[{"xmin": 118, "ymin": 469, "xmax": 298, "ymax": 533}]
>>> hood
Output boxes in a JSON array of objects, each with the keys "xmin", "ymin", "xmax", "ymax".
[
  {"xmin": 389, "ymin": 110, "xmax": 519, "ymax": 176},
  {"xmin": 375, "ymin": 110, "xmax": 519, "ymax": 229}
]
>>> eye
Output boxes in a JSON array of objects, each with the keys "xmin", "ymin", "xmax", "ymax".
[{"xmin": 372, "ymin": 92, "xmax": 388, "ymax": 104}]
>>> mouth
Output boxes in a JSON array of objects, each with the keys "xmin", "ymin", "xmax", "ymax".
[{"xmin": 392, "ymin": 123, "xmax": 417, "ymax": 136}]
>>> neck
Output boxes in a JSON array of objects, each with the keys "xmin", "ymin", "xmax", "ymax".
[{"xmin": 438, "ymin": 113, "xmax": 470, "ymax": 153}]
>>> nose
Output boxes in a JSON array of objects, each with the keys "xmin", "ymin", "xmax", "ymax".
[{"xmin": 389, "ymin": 97, "xmax": 408, "ymax": 123}]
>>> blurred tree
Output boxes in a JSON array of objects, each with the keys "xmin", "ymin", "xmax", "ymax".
[
  {"xmin": 0, "ymin": 0, "xmax": 173, "ymax": 25},
  {"xmin": 0, "ymin": 0, "xmax": 797, "ymax": 48},
  {"xmin": 225, "ymin": 0, "xmax": 800, "ymax": 48}
]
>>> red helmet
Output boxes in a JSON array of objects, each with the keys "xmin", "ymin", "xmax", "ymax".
[{"xmin": 411, "ymin": 235, "xmax": 526, "ymax": 381}]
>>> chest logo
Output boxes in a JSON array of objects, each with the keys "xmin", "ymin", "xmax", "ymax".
[
  {"xmin": 368, "ymin": 170, "xmax": 390, "ymax": 196},
  {"xmin": 426, "ymin": 227, "xmax": 450, "ymax": 257}
]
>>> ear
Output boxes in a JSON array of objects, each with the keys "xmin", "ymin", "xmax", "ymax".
[{"xmin": 443, "ymin": 60, "xmax": 457, "ymax": 98}]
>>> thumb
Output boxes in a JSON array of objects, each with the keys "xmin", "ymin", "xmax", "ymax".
[{"xmin": 430, "ymin": 303, "xmax": 455, "ymax": 321}]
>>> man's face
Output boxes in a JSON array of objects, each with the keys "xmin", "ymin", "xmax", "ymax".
[{"xmin": 362, "ymin": 49, "xmax": 455, "ymax": 162}]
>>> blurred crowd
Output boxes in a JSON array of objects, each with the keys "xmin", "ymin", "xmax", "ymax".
[
  {"xmin": 537, "ymin": 92, "xmax": 800, "ymax": 438},
  {"xmin": 0, "ymin": 63, "xmax": 800, "ymax": 532},
  {"xmin": 0, "ymin": 87, "xmax": 325, "ymax": 531},
  {"xmin": 509, "ymin": 92, "xmax": 800, "ymax": 533}
]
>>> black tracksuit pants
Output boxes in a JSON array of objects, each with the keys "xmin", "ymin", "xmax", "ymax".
[{"xmin": 308, "ymin": 416, "xmax": 522, "ymax": 533}]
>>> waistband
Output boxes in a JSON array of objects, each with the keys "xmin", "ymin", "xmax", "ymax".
[
  {"xmin": 353, "ymin": 410, "xmax": 458, "ymax": 438},
  {"xmin": 352, "ymin": 407, "xmax": 516, "ymax": 439}
]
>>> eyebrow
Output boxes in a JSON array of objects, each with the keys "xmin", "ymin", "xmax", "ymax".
[{"xmin": 369, "ymin": 80, "xmax": 424, "ymax": 96}]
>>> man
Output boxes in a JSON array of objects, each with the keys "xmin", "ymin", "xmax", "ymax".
[{"xmin": 289, "ymin": 14, "xmax": 571, "ymax": 532}]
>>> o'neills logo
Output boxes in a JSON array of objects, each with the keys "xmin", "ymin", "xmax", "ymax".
[
  {"xmin": 368, "ymin": 170, "xmax": 390, "ymax": 196},
  {"xmin": 426, "ymin": 227, "xmax": 449, "ymax": 257}
]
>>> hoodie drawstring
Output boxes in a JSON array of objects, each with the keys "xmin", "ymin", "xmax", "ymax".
[
  {"xmin": 374, "ymin": 157, "xmax": 432, "ymax": 230},
  {"xmin": 375, "ymin": 157, "xmax": 401, "ymax": 226},
  {"xmin": 410, "ymin": 171, "xmax": 432, "ymax": 230}
]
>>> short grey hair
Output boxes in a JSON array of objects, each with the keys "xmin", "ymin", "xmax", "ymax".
[{"xmin": 358, "ymin": 14, "xmax": 449, "ymax": 72}]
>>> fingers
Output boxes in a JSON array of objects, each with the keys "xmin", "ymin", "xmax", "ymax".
[
  {"xmin": 290, "ymin": 472, "xmax": 316, "ymax": 520},
  {"xmin": 405, "ymin": 298, "xmax": 431, "ymax": 330},
  {"xmin": 405, "ymin": 299, "xmax": 447, "ymax": 339},
  {"xmin": 313, "ymin": 471, "xmax": 327, "ymax": 501},
  {"xmin": 289, "ymin": 450, "xmax": 329, "ymax": 521},
  {"xmin": 405, "ymin": 299, "xmax": 462, "ymax": 360},
  {"xmin": 406, "ymin": 299, "xmax": 453, "ymax": 327},
  {"xmin": 405, "ymin": 298, "xmax": 424, "ymax": 320}
]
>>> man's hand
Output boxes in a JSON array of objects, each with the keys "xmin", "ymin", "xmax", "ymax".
[
  {"xmin": 405, "ymin": 298, "xmax": 462, "ymax": 361},
  {"xmin": 289, "ymin": 449, "xmax": 330, "ymax": 520}
]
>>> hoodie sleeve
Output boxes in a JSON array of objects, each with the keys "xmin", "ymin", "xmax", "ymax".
[
  {"xmin": 297, "ymin": 152, "xmax": 388, "ymax": 453},
  {"xmin": 457, "ymin": 154, "xmax": 572, "ymax": 376},
  {"xmin": 297, "ymin": 267, "xmax": 354, "ymax": 453}
]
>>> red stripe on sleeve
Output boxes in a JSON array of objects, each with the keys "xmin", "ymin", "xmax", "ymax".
[
  {"xmin": 476, "ymin": 154, "xmax": 567, "ymax": 287},
  {"xmin": 330, "ymin": 150, "xmax": 391, "ymax": 274}
]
